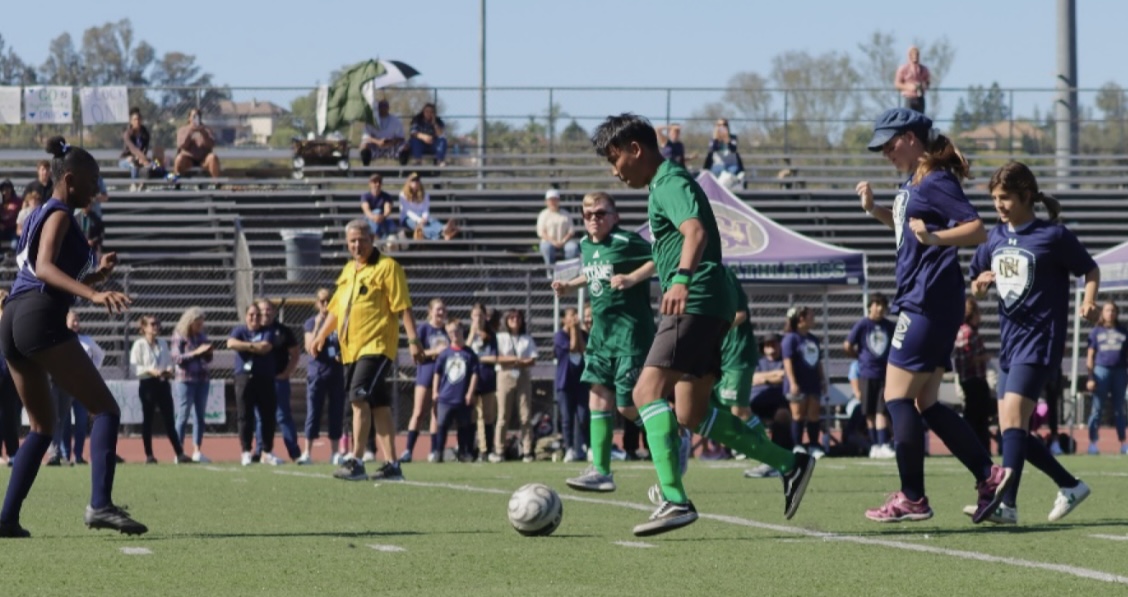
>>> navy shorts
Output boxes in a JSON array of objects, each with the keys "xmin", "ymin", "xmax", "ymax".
[
  {"xmin": 888, "ymin": 310, "xmax": 958, "ymax": 373},
  {"xmin": 997, "ymin": 364, "xmax": 1052, "ymax": 400}
]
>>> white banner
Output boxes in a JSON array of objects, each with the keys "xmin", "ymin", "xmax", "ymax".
[
  {"xmin": 315, "ymin": 84, "xmax": 328, "ymax": 134},
  {"xmin": 0, "ymin": 87, "xmax": 20, "ymax": 124},
  {"xmin": 24, "ymin": 86, "xmax": 72, "ymax": 124},
  {"xmin": 21, "ymin": 379, "xmax": 227, "ymax": 426},
  {"xmin": 79, "ymin": 86, "xmax": 129, "ymax": 124}
]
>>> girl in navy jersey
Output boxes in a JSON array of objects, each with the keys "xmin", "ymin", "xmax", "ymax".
[
  {"xmin": 781, "ymin": 307, "xmax": 825, "ymax": 457},
  {"xmin": 967, "ymin": 161, "xmax": 1096, "ymax": 524},
  {"xmin": 402, "ymin": 298, "xmax": 449, "ymax": 463},
  {"xmin": 856, "ymin": 108, "xmax": 1004, "ymax": 523},
  {"xmin": 0, "ymin": 137, "xmax": 145, "ymax": 538},
  {"xmin": 1085, "ymin": 301, "xmax": 1128, "ymax": 454}
]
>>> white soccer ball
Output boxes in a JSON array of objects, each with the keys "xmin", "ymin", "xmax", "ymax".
[{"xmin": 507, "ymin": 483, "xmax": 563, "ymax": 536}]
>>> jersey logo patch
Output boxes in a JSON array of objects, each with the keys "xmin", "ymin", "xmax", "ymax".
[
  {"xmin": 801, "ymin": 342, "xmax": 820, "ymax": 368},
  {"xmin": 444, "ymin": 356, "xmax": 467, "ymax": 384},
  {"xmin": 992, "ymin": 247, "xmax": 1036, "ymax": 315},
  {"xmin": 866, "ymin": 327, "xmax": 889, "ymax": 357},
  {"xmin": 593, "ymin": 250, "xmax": 600, "ymax": 258},
  {"xmin": 892, "ymin": 189, "xmax": 909, "ymax": 250},
  {"xmin": 892, "ymin": 312, "xmax": 911, "ymax": 350}
]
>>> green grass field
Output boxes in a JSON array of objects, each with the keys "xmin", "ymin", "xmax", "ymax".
[{"xmin": 3, "ymin": 455, "xmax": 1127, "ymax": 596}]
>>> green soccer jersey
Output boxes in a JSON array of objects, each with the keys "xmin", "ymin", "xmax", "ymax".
[
  {"xmin": 720, "ymin": 267, "xmax": 758, "ymax": 371},
  {"xmin": 647, "ymin": 160, "xmax": 734, "ymax": 321},
  {"xmin": 580, "ymin": 226, "xmax": 656, "ymax": 356}
]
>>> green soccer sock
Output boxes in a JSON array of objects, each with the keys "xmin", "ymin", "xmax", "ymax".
[
  {"xmin": 639, "ymin": 400, "xmax": 687, "ymax": 504},
  {"xmin": 590, "ymin": 410, "xmax": 614, "ymax": 476},
  {"xmin": 697, "ymin": 407, "xmax": 795, "ymax": 474}
]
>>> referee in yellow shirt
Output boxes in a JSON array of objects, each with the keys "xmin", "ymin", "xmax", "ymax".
[{"xmin": 310, "ymin": 219, "xmax": 424, "ymax": 482}]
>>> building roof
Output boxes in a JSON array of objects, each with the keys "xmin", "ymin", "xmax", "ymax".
[
  {"xmin": 216, "ymin": 99, "xmax": 289, "ymax": 117},
  {"xmin": 958, "ymin": 120, "xmax": 1047, "ymax": 142}
]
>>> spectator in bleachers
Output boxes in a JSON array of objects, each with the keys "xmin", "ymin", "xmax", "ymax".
[
  {"xmin": 171, "ymin": 306, "xmax": 214, "ymax": 464},
  {"xmin": 495, "ymin": 309, "xmax": 538, "ymax": 462},
  {"xmin": 408, "ymin": 103, "xmax": 448, "ymax": 167},
  {"xmin": 173, "ymin": 108, "xmax": 221, "ymax": 180},
  {"xmin": 15, "ymin": 189, "xmax": 42, "ymax": 240},
  {"xmin": 0, "ymin": 180, "xmax": 19, "ymax": 247},
  {"xmin": 129, "ymin": 315, "xmax": 191, "ymax": 465},
  {"xmin": 895, "ymin": 46, "xmax": 931, "ymax": 114},
  {"xmin": 402, "ymin": 298, "xmax": 449, "ymax": 462},
  {"xmin": 554, "ymin": 306, "xmax": 588, "ymax": 463},
  {"xmin": 0, "ymin": 290, "xmax": 16, "ymax": 467},
  {"xmin": 399, "ymin": 173, "xmax": 458, "ymax": 241},
  {"xmin": 301, "ymin": 288, "xmax": 346, "ymax": 465},
  {"xmin": 253, "ymin": 299, "xmax": 302, "ymax": 463},
  {"xmin": 120, "ymin": 107, "xmax": 152, "ymax": 180},
  {"xmin": 360, "ymin": 100, "xmax": 406, "ymax": 166},
  {"xmin": 23, "ymin": 160, "xmax": 52, "ymax": 202},
  {"xmin": 656, "ymin": 124, "xmax": 686, "ymax": 167},
  {"xmin": 704, "ymin": 119, "xmax": 745, "ymax": 188},
  {"xmin": 360, "ymin": 174, "xmax": 397, "ymax": 240},
  {"xmin": 536, "ymin": 189, "xmax": 578, "ymax": 266},
  {"xmin": 469, "ymin": 303, "xmax": 500, "ymax": 461}
]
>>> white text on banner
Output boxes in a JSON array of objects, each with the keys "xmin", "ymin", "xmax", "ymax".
[
  {"xmin": 79, "ymin": 86, "xmax": 129, "ymax": 124},
  {"xmin": 24, "ymin": 86, "xmax": 73, "ymax": 124}
]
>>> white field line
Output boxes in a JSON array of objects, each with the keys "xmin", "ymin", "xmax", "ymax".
[
  {"xmin": 207, "ymin": 468, "xmax": 1128, "ymax": 587},
  {"xmin": 613, "ymin": 541, "xmax": 656, "ymax": 548},
  {"xmin": 367, "ymin": 544, "xmax": 407, "ymax": 552},
  {"xmin": 120, "ymin": 547, "xmax": 152, "ymax": 555},
  {"xmin": 1089, "ymin": 534, "xmax": 1128, "ymax": 542}
]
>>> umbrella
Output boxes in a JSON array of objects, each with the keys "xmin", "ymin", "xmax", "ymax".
[
  {"xmin": 368, "ymin": 60, "xmax": 422, "ymax": 90},
  {"xmin": 320, "ymin": 59, "xmax": 387, "ymax": 133}
]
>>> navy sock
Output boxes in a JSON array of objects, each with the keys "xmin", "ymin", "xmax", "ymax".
[
  {"xmin": 877, "ymin": 428, "xmax": 890, "ymax": 445},
  {"xmin": 89, "ymin": 413, "xmax": 120, "ymax": 510},
  {"xmin": 790, "ymin": 421, "xmax": 803, "ymax": 447},
  {"xmin": 805, "ymin": 422, "xmax": 821, "ymax": 447},
  {"xmin": 1000, "ymin": 428, "xmax": 1027, "ymax": 507},
  {"xmin": 429, "ymin": 431, "xmax": 439, "ymax": 455},
  {"xmin": 405, "ymin": 430, "xmax": 419, "ymax": 453},
  {"xmin": 770, "ymin": 421, "xmax": 794, "ymax": 450},
  {"xmin": 921, "ymin": 402, "xmax": 993, "ymax": 483},
  {"xmin": 1024, "ymin": 432, "xmax": 1079, "ymax": 489},
  {"xmin": 868, "ymin": 427, "xmax": 877, "ymax": 444},
  {"xmin": 1, "ymin": 431, "xmax": 52, "ymax": 525},
  {"xmin": 887, "ymin": 400, "xmax": 926, "ymax": 501}
]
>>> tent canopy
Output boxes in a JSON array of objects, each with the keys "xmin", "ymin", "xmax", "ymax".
[
  {"xmin": 1082, "ymin": 239, "xmax": 1128, "ymax": 291},
  {"xmin": 634, "ymin": 171, "xmax": 866, "ymax": 293}
]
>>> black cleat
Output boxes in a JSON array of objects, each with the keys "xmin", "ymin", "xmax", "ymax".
[
  {"xmin": 85, "ymin": 504, "xmax": 148, "ymax": 536},
  {"xmin": 0, "ymin": 522, "xmax": 30, "ymax": 538},
  {"xmin": 332, "ymin": 458, "xmax": 368, "ymax": 481},
  {"xmin": 782, "ymin": 452, "xmax": 816, "ymax": 520},
  {"xmin": 632, "ymin": 500, "xmax": 698, "ymax": 537},
  {"xmin": 369, "ymin": 462, "xmax": 404, "ymax": 482}
]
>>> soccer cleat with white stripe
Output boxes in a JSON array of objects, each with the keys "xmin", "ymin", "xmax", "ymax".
[
  {"xmin": 633, "ymin": 500, "xmax": 697, "ymax": 537},
  {"xmin": 565, "ymin": 466, "xmax": 616, "ymax": 492},
  {"xmin": 962, "ymin": 503, "xmax": 1017, "ymax": 525},
  {"xmin": 1048, "ymin": 481, "xmax": 1090, "ymax": 522}
]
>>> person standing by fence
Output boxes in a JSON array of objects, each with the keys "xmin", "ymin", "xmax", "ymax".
[
  {"xmin": 171, "ymin": 307, "xmax": 214, "ymax": 464},
  {"xmin": 130, "ymin": 315, "xmax": 190, "ymax": 465},
  {"xmin": 301, "ymin": 288, "xmax": 346, "ymax": 465}
]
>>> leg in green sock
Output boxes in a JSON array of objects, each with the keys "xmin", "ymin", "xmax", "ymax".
[
  {"xmin": 639, "ymin": 400, "xmax": 687, "ymax": 503},
  {"xmin": 697, "ymin": 406, "xmax": 795, "ymax": 473},
  {"xmin": 590, "ymin": 410, "xmax": 614, "ymax": 476}
]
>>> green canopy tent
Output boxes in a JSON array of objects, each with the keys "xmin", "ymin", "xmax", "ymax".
[{"xmin": 318, "ymin": 59, "xmax": 387, "ymax": 134}]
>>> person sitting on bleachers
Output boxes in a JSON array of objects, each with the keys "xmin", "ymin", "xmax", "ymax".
[
  {"xmin": 120, "ymin": 107, "xmax": 153, "ymax": 180},
  {"xmin": 173, "ymin": 108, "xmax": 221, "ymax": 180},
  {"xmin": 15, "ymin": 189, "xmax": 42, "ymax": 240},
  {"xmin": 398, "ymin": 173, "xmax": 458, "ymax": 241},
  {"xmin": 703, "ymin": 118, "xmax": 745, "ymax": 188},
  {"xmin": 536, "ymin": 188, "xmax": 578, "ymax": 266},
  {"xmin": 359, "ymin": 100, "xmax": 405, "ymax": 166},
  {"xmin": 657, "ymin": 124, "xmax": 686, "ymax": 167},
  {"xmin": 360, "ymin": 173, "xmax": 397, "ymax": 239},
  {"xmin": 408, "ymin": 103, "xmax": 448, "ymax": 167},
  {"xmin": 23, "ymin": 159, "xmax": 52, "ymax": 201},
  {"xmin": 0, "ymin": 180, "xmax": 19, "ymax": 247}
]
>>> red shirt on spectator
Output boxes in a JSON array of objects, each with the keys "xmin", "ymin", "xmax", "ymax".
[{"xmin": 953, "ymin": 323, "xmax": 987, "ymax": 380}]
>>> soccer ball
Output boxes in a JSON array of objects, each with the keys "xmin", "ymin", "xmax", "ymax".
[{"xmin": 507, "ymin": 483, "xmax": 563, "ymax": 536}]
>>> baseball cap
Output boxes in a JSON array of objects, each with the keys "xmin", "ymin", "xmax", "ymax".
[
  {"xmin": 545, "ymin": 189, "xmax": 561, "ymax": 200},
  {"xmin": 866, "ymin": 107, "xmax": 932, "ymax": 152}
]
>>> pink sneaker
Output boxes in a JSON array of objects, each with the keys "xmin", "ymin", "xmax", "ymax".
[
  {"xmin": 865, "ymin": 492, "xmax": 934, "ymax": 522},
  {"xmin": 972, "ymin": 464, "xmax": 1014, "ymax": 524}
]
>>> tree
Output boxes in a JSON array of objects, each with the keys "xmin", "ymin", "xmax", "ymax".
[
  {"xmin": 1095, "ymin": 82, "xmax": 1127, "ymax": 122},
  {"xmin": 855, "ymin": 32, "xmax": 956, "ymax": 115},
  {"xmin": 769, "ymin": 49, "xmax": 861, "ymax": 147},
  {"xmin": 40, "ymin": 33, "xmax": 83, "ymax": 86},
  {"xmin": 720, "ymin": 71, "xmax": 776, "ymax": 142},
  {"xmin": 952, "ymin": 82, "xmax": 1009, "ymax": 133},
  {"xmin": 79, "ymin": 19, "xmax": 155, "ymax": 85},
  {"xmin": 0, "ymin": 33, "xmax": 34, "ymax": 85},
  {"xmin": 559, "ymin": 119, "xmax": 588, "ymax": 149}
]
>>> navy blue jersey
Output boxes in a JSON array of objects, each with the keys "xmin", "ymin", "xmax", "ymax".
[
  {"xmin": 1088, "ymin": 324, "xmax": 1128, "ymax": 369},
  {"xmin": 750, "ymin": 356, "xmax": 784, "ymax": 403},
  {"xmin": 304, "ymin": 315, "xmax": 341, "ymax": 376},
  {"xmin": 892, "ymin": 171, "xmax": 980, "ymax": 323},
  {"xmin": 847, "ymin": 317, "xmax": 895, "ymax": 379},
  {"xmin": 782, "ymin": 331, "xmax": 821, "ymax": 395},
  {"xmin": 433, "ymin": 346, "xmax": 479, "ymax": 406},
  {"xmin": 970, "ymin": 219, "xmax": 1096, "ymax": 368},
  {"xmin": 10, "ymin": 198, "xmax": 94, "ymax": 303},
  {"xmin": 553, "ymin": 329, "xmax": 586, "ymax": 392},
  {"xmin": 469, "ymin": 334, "xmax": 498, "ymax": 394},
  {"xmin": 414, "ymin": 322, "xmax": 450, "ymax": 386},
  {"xmin": 230, "ymin": 325, "xmax": 279, "ymax": 378}
]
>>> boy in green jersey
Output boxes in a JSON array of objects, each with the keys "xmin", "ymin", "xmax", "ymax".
[
  {"xmin": 591, "ymin": 114, "xmax": 816, "ymax": 536},
  {"xmin": 553, "ymin": 192, "xmax": 691, "ymax": 492}
]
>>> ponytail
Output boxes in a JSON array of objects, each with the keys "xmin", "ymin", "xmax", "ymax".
[
  {"xmin": 1037, "ymin": 192, "xmax": 1062, "ymax": 223},
  {"xmin": 784, "ymin": 306, "xmax": 809, "ymax": 334},
  {"xmin": 913, "ymin": 130, "xmax": 971, "ymax": 185}
]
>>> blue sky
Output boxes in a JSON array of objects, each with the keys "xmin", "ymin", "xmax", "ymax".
[{"xmin": 3, "ymin": 0, "xmax": 1125, "ymax": 131}]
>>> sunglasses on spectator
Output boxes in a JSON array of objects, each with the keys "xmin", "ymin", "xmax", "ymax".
[{"xmin": 582, "ymin": 210, "xmax": 611, "ymax": 220}]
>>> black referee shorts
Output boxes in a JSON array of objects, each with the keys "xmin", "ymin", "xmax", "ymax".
[{"xmin": 344, "ymin": 354, "xmax": 394, "ymax": 408}]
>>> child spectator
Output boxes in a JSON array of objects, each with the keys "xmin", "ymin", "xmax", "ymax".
[
  {"xmin": 15, "ymin": 189, "xmax": 42, "ymax": 240},
  {"xmin": 360, "ymin": 174, "xmax": 397, "ymax": 240},
  {"xmin": 398, "ymin": 173, "xmax": 457, "ymax": 241},
  {"xmin": 431, "ymin": 319, "xmax": 479, "ymax": 462}
]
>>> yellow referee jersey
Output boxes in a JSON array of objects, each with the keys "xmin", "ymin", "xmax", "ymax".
[{"xmin": 328, "ymin": 254, "xmax": 413, "ymax": 364}]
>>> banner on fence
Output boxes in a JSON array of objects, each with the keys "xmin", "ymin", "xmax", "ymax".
[
  {"xmin": 22, "ymin": 379, "xmax": 226, "ymax": 426},
  {"xmin": 24, "ymin": 86, "xmax": 72, "ymax": 124},
  {"xmin": 79, "ymin": 86, "xmax": 129, "ymax": 124},
  {"xmin": 0, "ymin": 87, "xmax": 20, "ymax": 124}
]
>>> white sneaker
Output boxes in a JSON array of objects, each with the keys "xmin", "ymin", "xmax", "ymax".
[
  {"xmin": 296, "ymin": 453, "xmax": 312, "ymax": 465},
  {"xmin": 240, "ymin": 452, "xmax": 253, "ymax": 466},
  {"xmin": 876, "ymin": 444, "xmax": 896, "ymax": 459},
  {"xmin": 562, "ymin": 449, "xmax": 579, "ymax": 463},
  {"xmin": 565, "ymin": 466, "xmax": 616, "ymax": 492},
  {"xmin": 522, "ymin": 455, "xmax": 535, "ymax": 463},
  {"xmin": 192, "ymin": 452, "xmax": 211, "ymax": 464},
  {"xmin": 1048, "ymin": 480, "xmax": 1091, "ymax": 522},
  {"xmin": 487, "ymin": 452, "xmax": 504, "ymax": 463},
  {"xmin": 743, "ymin": 463, "xmax": 781, "ymax": 478},
  {"xmin": 362, "ymin": 451, "xmax": 376, "ymax": 463},
  {"xmin": 962, "ymin": 503, "xmax": 1018, "ymax": 524},
  {"xmin": 427, "ymin": 452, "xmax": 439, "ymax": 463},
  {"xmin": 733, "ymin": 452, "xmax": 748, "ymax": 461},
  {"xmin": 808, "ymin": 446, "xmax": 826, "ymax": 460},
  {"xmin": 868, "ymin": 445, "xmax": 878, "ymax": 459},
  {"xmin": 792, "ymin": 445, "xmax": 808, "ymax": 455},
  {"xmin": 262, "ymin": 453, "xmax": 284, "ymax": 466}
]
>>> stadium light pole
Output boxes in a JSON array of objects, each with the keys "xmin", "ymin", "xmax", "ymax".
[
  {"xmin": 1055, "ymin": 0, "xmax": 1077, "ymax": 190},
  {"xmin": 478, "ymin": 0, "xmax": 487, "ymax": 190}
]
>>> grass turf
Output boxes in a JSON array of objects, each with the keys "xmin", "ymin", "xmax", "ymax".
[{"xmin": 2, "ymin": 455, "xmax": 1127, "ymax": 596}]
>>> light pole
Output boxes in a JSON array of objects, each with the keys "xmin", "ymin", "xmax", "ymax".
[{"xmin": 478, "ymin": 0, "xmax": 487, "ymax": 189}]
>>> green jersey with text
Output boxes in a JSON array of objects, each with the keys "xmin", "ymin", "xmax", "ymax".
[
  {"xmin": 647, "ymin": 160, "xmax": 734, "ymax": 321},
  {"xmin": 581, "ymin": 226, "xmax": 655, "ymax": 356},
  {"xmin": 720, "ymin": 267, "xmax": 758, "ymax": 371}
]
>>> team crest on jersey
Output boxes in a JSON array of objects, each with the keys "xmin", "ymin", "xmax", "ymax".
[
  {"xmin": 892, "ymin": 312, "xmax": 911, "ymax": 350},
  {"xmin": 991, "ymin": 247, "xmax": 1035, "ymax": 315},
  {"xmin": 892, "ymin": 189, "xmax": 909, "ymax": 250},
  {"xmin": 866, "ymin": 327, "xmax": 889, "ymax": 357},
  {"xmin": 583, "ymin": 263, "xmax": 613, "ymax": 297},
  {"xmin": 444, "ymin": 356, "xmax": 467, "ymax": 384},
  {"xmin": 801, "ymin": 341, "xmax": 820, "ymax": 367}
]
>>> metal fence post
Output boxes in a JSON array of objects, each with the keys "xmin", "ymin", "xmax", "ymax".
[
  {"xmin": 665, "ymin": 88, "xmax": 672, "ymax": 126},
  {"xmin": 1009, "ymin": 89, "xmax": 1015, "ymax": 154},
  {"xmin": 783, "ymin": 90, "xmax": 790, "ymax": 153},
  {"xmin": 548, "ymin": 87, "xmax": 555, "ymax": 155},
  {"xmin": 120, "ymin": 267, "xmax": 132, "ymax": 379}
]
